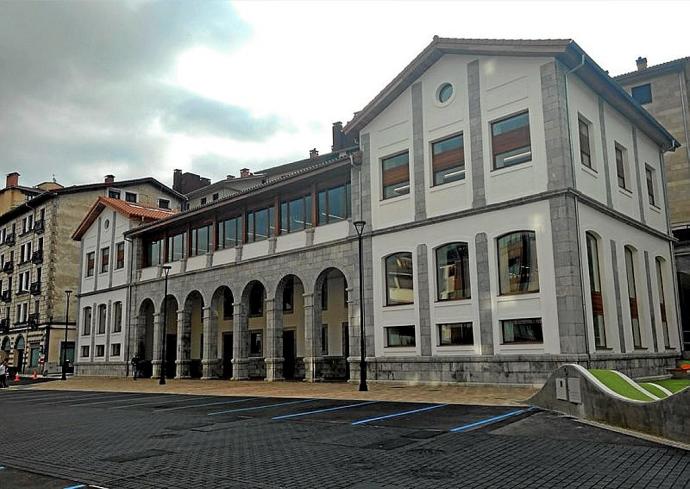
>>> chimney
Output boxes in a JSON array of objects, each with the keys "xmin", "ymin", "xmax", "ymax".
[
  {"xmin": 226, "ymin": 174, "xmax": 235, "ymax": 180},
  {"xmin": 6, "ymin": 172, "xmax": 19, "ymax": 188},
  {"xmin": 309, "ymin": 148, "xmax": 319, "ymax": 160},
  {"xmin": 636, "ymin": 57, "xmax": 648, "ymax": 71},
  {"xmin": 240, "ymin": 168, "xmax": 251, "ymax": 178},
  {"xmin": 331, "ymin": 121, "xmax": 344, "ymax": 152},
  {"xmin": 104, "ymin": 174, "xmax": 115, "ymax": 184},
  {"xmin": 172, "ymin": 169, "xmax": 182, "ymax": 192}
]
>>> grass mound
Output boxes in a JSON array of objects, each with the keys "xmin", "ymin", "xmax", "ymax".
[
  {"xmin": 639, "ymin": 383, "xmax": 668, "ymax": 399},
  {"xmin": 589, "ymin": 369, "xmax": 654, "ymax": 402},
  {"xmin": 655, "ymin": 378, "xmax": 690, "ymax": 394}
]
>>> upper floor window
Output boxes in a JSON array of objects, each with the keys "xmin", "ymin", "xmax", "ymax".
[
  {"xmin": 200, "ymin": 197, "xmax": 207, "ymax": 205},
  {"xmin": 491, "ymin": 111, "xmax": 532, "ymax": 170},
  {"xmin": 125, "ymin": 192, "xmax": 137, "ymax": 203},
  {"xmin": 97, "ymin": 304, "xmax": 107, "ymax": 334},
  {"xmin": 158, "ymin": 199, "xmax": 170, "ymax": 209},
  {"xmin": 385, "ymin": 252, "xmax": 414, "ymax": 306},
  {"xmin": 281, "ymin": 194, "xmax": 312, "ymax": 234},
  {"xmin": 108, "ymin": 190, "xmax": 121, "ymax": 199},
  {"xmin": 167, "ymin": 231, "xmax": 186, "ymax": 262},
  {"xmin": 86, "ymin": 252, "xmax": 95, "ymax": 277},
  {"xmin": 586, "ymin": 232, "xmax": 606, "ymax": 349},
  {"xmin": 645, "ymin": 165, "xmax": 657, "ymax": 207},
  {"xmin": 212, "ymin": 193, "xmax": 219, "ymax": 201},
  {"xmin": 432, "ymin": 134, "xmax": 465, "ymax": 186},
  {"xmin": 624, "ymin": 246, "xmax": 642, "ymax": 348},
  {"xmin": 381, "ymin": 152, "xmax": 410, "ymax": 199},
  {"xmin": 217, "ymin": 216, "xmax": 242, "ymax": 249},
  {"xmin": 191, "ymin": 224, "xmax": 212, "ymax": 256},
  {"xmin": 497, "ymin": 231, "xmax": 539, "ymax": 295},
  {"xmin": 437, "ymin": 83, "xmax": 453, "ymax": 104},
  {"xmin": 578, "ymin": 116, "xmax": 592, "ymax": 169},
  {"xmin": 115, "ymin": 242, "xmax": 125, "ymax": 270},
  {"xmin": 246, "ymin": 206, "xmax": 275, "ymax": 243},
  {"xmin": 145, "ymin": 239, "xmax": 162, "ymax": 267},
  {"xmin": 100, "ymin": 247, "xmax": 109, "ymax": 273},
  {"xmin": 317, "ymin": 183, "xmax": 350, "ymax": 225},
  {"xmin": 436, "ymin": 243, "xmax": 470, "ymax": 301},
  {"xmin": 631, "ymin": 83, "xmax": 652, "ymax": 105},
  {"xmin": 615, "ymin": 144, "xmax": 628, "ymax": 190},
  {"xmin": 112, "ymin": 301, "xmax": 122, "ymax": 333},
  {"xmin": 22, "ymin": 215, "xmax": 33, "ymax": 234}
]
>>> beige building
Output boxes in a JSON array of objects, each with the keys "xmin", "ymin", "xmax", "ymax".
[
  {"xmin": 0, "ymin": 175, "xmax": 184, "ymax": 375},
  {"xmin": 615, "ymin": 57, "xmax": 690, "ymax": 352}
]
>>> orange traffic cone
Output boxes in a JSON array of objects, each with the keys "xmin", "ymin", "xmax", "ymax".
[
  {"xmin": 14, "ymin": 372, "xmax": 20, "ymax": 382},
  {"xmin": 32, "ymin": 370, "xmax": 37, "ymax": 380}
]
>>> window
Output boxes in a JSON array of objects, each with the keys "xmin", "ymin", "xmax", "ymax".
[
  {"xmin": 191, "ymin": 224, "xmax": 212, "ymax": 256},
  {"xmin": 212, "ymin": 193, "xmax": 219, "ymax": 201},
  {"xmin": 317, "ymin": 183, "xmax": 350, "ymax": 225},
  {"xmin": 111, "ymin": 343, "xmax": 121, "ymax": 357},
  {"xmin": 15, "ymin": 302, "xmax": 28, "ymax": 323},
  {"xmin": 502, "ymin": 318, "xmax": 543, "ymax": 344},
  {"xmin": 282, "ymin": 277, "xmax": 294, "ymax": 313},
  {"xmin": 100, "ymin": 247, "xmax": 110, "ymax": 273},
  {"xmin": 115, "ymin": 242, "xmax": 125, "ymax": 269},
  {"xmin": 385, "ymin": 325, "xmax": 416, "ymax": 347},
  {"xmin": 438, "ymin": 83, "xmax": 453, "ymax": 104},
  {"xmin": 645, "ymin": 166, "xmax": 657, "ymax": 207},
  {"xmin": 145, "ymin": 239, "xmax": 162, "ymax": 266},
  {"xmin": 20, "ymin": 242, "xmax": 32, "ymax": 263},
  {"xmin": 82, "ymin": 307, "xmax": 92, "ymax": 335},
  {"xmin": 656, "ymin": 258, "xmax": 670, "ymax": 349},
  {"xmin": 97, "ymin": 304, "xmax": 107, "ymax": 335},
  {"xmin": 22, "ymin": 215, "xmax": 33, "ymax": 234},
  {"xmin": 586, "ymin": 233, "xmax": 606, "ymax": 349},
  {"xmin": 631, "ymin": 84, "xmax": 652, "ymax": 105},
  {"xmin": 112, "ymin": 301, "xmax": 122, "ymax": 333},
  {"xmin": 246, "ymin": 206, "xmax": 274, "ymax": 242},
  {"xmin": 249, "ymin": 331, "xmax": 263, "ymax": 356},
  {"xmin": 615, "ymin": 145, "xmax": 627, "ymax": 189},
  {"xmin": 381, "ymin": 152, "xmax": 410, "ymax": 199},
  {"xmin": 281, "ymin": 194, "xmax": 313, "ymax": 234},
  {"xmin": 108, "ymin": 190, "xmax": 120, "ymax": 199},
  {"xmin": 167, "ymin": 231, "xmax": 186, "ymax": 262},
  {"xmin": 217, "ymin": 216, "xmax": 242, "ymax": 249},
  {"xmin": 438, "ymin": 322, "xmax": 474, "ymax": 346},
  {"xmin": 18, "ymin": 271, "xmax": 30, "ymax": 292},
  {"xmin": 96, "ymin": 344, "xmax": 105, "ymax": 357},
  {"xmin": 492, "ymin": 111, "xmax": 532, "ymax": 169},
  {"xmin": 249, "ymin": 285, "xmax": 264, "ymax": 316},
  {"xmin": 624, "ymin": 247, "xmax": 642, "ymax": 349},
  {"xmin": 436, "ymin": 243, "xmax": 470, "ymax": 301},
  {"xmin": 432, "ymin": 134, "xmax": 465, "ymax": 186},
  {"xmin": 81, "ymin": 345, "xmax": 90, "ymax": 357},
  {"xmin": 158, "ymin": 199, "xmax": 170, "ymax": 209},
  {"xmin": 125, "ymin": 192, "xmax": 137, "ymax": 203},
  {"xmin": 385, "ymin": 252, "xmax": 414, "ymax": 306},
  {"xmin": 321, "ymin": 325, "xmax": 329, "ymax": 355},
  {"xmin": 497, "ymin": 231, "xmax": 539, "ymax": 295},
  {"xmin": 200, "ymin": 197, "xmax": 207, "ymax": 205},
  {"xmin": 578, "ymin": 116, "xmax": 592, "ymax": 169}
]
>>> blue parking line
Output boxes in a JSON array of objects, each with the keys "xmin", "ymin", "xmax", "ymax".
[
  {"xmin": 207, "ymin": 398, "xmax": 315, "ymax": 416},
  {"xmin": 63, "ymin": 485, "xmax": 86, "ymax": 489},
  {"xmin": 351, "ymin": 403, "xmax": 447, "ymax": 426},
  {"xmin": 272, "ymin": 401, "xmax": 379, "ymax": 420},
  {"xmin": 449, "ymin": 407, "xmax": 535, "ymax": 433}
]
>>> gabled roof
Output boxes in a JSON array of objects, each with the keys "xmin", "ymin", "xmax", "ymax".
[
  {"xmin": 72, "ymin": 197, "xmax": 177, "ymax": 241},
  {"xmin": 343, "ymin": 36, "xmax": 679, "ymax": 151},
  {"xmin": 614, "ymin": 56, "xmax": 690, "ymax": 84}
]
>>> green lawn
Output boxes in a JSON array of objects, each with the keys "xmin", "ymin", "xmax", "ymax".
[
  {"xmin": 655, "ymin": 378, "xmax": 690, "ymax": 394},
  {"xmin": 639, "ymin": 382, "xmax": 669, "ymax": 399},
  {"xmin": 589, "ymin": 369, "xmax": 654, "ymax": 401}
]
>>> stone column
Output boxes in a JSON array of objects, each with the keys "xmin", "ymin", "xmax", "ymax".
[
  {"xmin": 151, "ymin": 313, "xmax": 163, "ymax": 378},
  {"xmin": 201, "ymin": 306, "xmax": 220, "ymax": 379},
  {"xmin": 231, "ymin": 302, "xmax": 249, "ymax": 380},
  {"xmin": 175, "ymin": 310, "xmax": 191, "ymax": 379},
  {"xmin": 264, "ymin": 298, "xmax": 284, "ymax": 381},
  {"xmin": 303, "ymin": 292, "xmax": 322, "ymax": 382},
  {"xmin": 346, "ymin": 287, "xmax": 359, "ymax": 382}
]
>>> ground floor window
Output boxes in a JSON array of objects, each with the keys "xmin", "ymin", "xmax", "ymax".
[
  {"xmin": 81, "ymin": 345, "xmax": 89, "ymax": 357},
  {"xmin": 95, "ymin": 345, "xmax": 105, "ymax": 357},
  {"xmin": 501, "ymin": 318, "xmax": 543, "ymax": 344},
  {"xmin": 249, "ymin": 331, "xmax": 263, "ymax": 356},
  {"xmin": 437, "ymin": 322, "xmax": 473, "ymax": 346},
  {"xmin": 111, "ymin": 343, "xmax": 121, "ymax": 357},
  {"xmin": 385, "ymin": 325, "xmax": 416, "ymax": 348}
]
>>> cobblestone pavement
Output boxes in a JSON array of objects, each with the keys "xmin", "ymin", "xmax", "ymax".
[{"xmin": 1, "ymin": 390, "xmax": 688, "ymax": 488}]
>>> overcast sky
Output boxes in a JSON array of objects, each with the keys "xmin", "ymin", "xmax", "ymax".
[{"xmin": 2, "ymin": 0, "xmax": 688, "ymax": 189}]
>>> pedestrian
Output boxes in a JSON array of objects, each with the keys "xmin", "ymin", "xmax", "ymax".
[
  {"xmin": 0, "ymin": 359, "xmax": 8, "ymax": 388},
  {"xmin": 131, "ymin": 354, "xmax": 140, "ymax": 380}
]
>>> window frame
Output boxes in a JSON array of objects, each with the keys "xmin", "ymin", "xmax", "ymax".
[
  {"xmin": 437, "ymin": 322, "xmax": 474, "ymax": 347},
  {"xmin": 645, "ymin": 165, "xmax": 657, "ymax": 207},
  {"xmin": 100, "ymin": 246, "xmax": 110, "ymax": 274},
  {"xmin": 435, "ymin": 242, "xmax": 471, "ymax": 302},
  {"xmin": 86, "ymin": 252, "xmax": 95, "ymax": 277},
  {"xmin": 496, "ymin": 231, "xmax": 539, "ymax": 296},
  {"xmin": 385, "ymin": 325, "xmax": 416, "ymax": 348},
  {"xmin": 190, "ymin": 223, "xmax": 212, "ymax": 256},
  {"xmin": 112, "ymin": 301, "xmax": 122, "ymax": 333},
  {"xmin": 585, "ymin": 232, "xmax": 607, "ymax": 349},
  {"xmin": 624, "ymin": 246, "xmax": 643, "ymax": 349},
  {"xmin": 431, "ymin": 132, "xmax": 466, "ymax": 186},
  {"xmin": 317, "ymin": 182, "xmax": 351, "ymax": 225},
  {"xmin": 124, "ymin": 192, "xmax": 137, "ymax": 203},
  {"xmin": 384, "ymin": 252, "xmax": 414, "ymax": 307},
  {"xmin": 501, "ymin": 318, "xmax": 543, "ymax": 344},
  {"xmin": 82, "ymin": 307, "xmax": 92, "ymax": 336},
  {"xmin": 491, "ymin": 110, "xmax": 532, "ymax": 170},
  {"xmin": 217, "ymin": 216, "xmax": 243, "ymax": 249},
  {"xmin": 578, "ymin": 115, "xmax": 593, "ymax": 170},
  {"xmin": 615, "ymin": 144, "xmax": 628, "ymax": 190},
  {"xmin": 97, "ymin": 304, "xmax": 107, "ymax": 335},
  {"xmin": 381, "ymin": 150, "xmax": 411, "ymax": 200},
  {"xmin": 631, "ymin": 83, "xmax": 652, "ymax": 105},
  {"xmin": 115, "ymin": 241, "xmax": 125, "ymax": 270}
]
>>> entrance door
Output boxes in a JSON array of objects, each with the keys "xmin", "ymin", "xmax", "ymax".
[
  {"xmin": 165, "ymin": 334, "xmax": 177, "ymax": 378},
  {"xmin": 62, "ymin": 341, "xmax": 75, "ymax": 373},
  {"xmin": 283, "ymin": 330, "xmax": 296, "ymax": 380},
  {"xmin": 16, "ymin": 349, "xmax": 24, "ymax": 372},
  {"xmin": 222, "ymin": 333, "xmax": 233, "ymax": 379}
]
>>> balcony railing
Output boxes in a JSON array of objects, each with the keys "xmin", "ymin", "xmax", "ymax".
[
  {"xmin": 1, "ymin": 290, "xmax": 11, "ymax": 303},
  {"xmin": 2, "ymin": 261, "xmax": 13, "ymax": 273},
  {"xmin": 30, "ymin": 281, "xmax": 41, "ymax": 296},
  {"xmin": 0, "ymin": 318, "xmax": 8, "ymax": 333},
  {"xmin": 33, "ymin": 220, "xmax": 44, "ymax": 234},
  {"xmin": 3, "ymin": 233, "xmax": 15, "ymax": 246},
  {"xmin": 32, "ymin": 249, "xmax": 43, "ymax": 264}
]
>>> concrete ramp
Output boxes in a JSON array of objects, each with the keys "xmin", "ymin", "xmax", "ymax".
[{"xmin": 529, "ymin": 364, "xmax": 689, "ymax": 444}]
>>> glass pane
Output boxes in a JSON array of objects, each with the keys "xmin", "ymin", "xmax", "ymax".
[
  {"xmin": 502, "ymin": 318, "xmax": 543, "ymax": 343},
  {"xmin": 586, "ymin": 234, "xmax": 602, "ymax": 293},
  {"xmin": 436, "ymin": 243, "xmax": 470, "ymax": 300},
  {"xmin": 318, "ymin": 191, "xmax": 327, "ymax": 225},
  {"xmin": 386, "ymin": 253, "xmax": 414, "ymax": 305},
  {"xmin": 268, "ymin": 206, "xmax": 275, "ymax": 238},
  {"xmin": 381, "ymin": 152, "xmax": 409, "ymax": 171},
  {"xmin": 305, "ymin": 195, "xmax": 313, "ymax": 227},
  {"xmin": 498, "ymin": 232, "xmax": 539, "ymax": 295},
  {"xmin": 247, "ymin": 211, "xmax": 255, "ymax": 242},
  {"xmin": 280, "ymin": 202, "xmax": 289, "ymax": 234},
  {"xmin": 328, "ymin": 186, "xmax": 346, "ymax": 222},
  {"xmin": 438, "ymin": 323, "xmax": 473, "ymax": 346},
  {"xmin": 492, "ymin": 112, "xmax": 531, "ymax": 169},
  {"xmin": 255, "ymin": 209, "xmax": 268, "ymax": 241},
  {"xmin": 386, "ymin": 326, "xmax": 416, "ymax": 347},
  {"xmin": 289, "ymin": 198, "xmax": 305, "ymax": 232}
]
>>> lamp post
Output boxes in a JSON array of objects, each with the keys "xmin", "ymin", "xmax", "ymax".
[
  {"xmin": 353, "ymin": 220, "xmax": 367, "ymax": 392},
  {"xmin": 159, "ymin": 265, "xmax": 172, "ymax": 385},
  {"xmin": 61, "ymin": 290, "xmax": 72, "ymax": 381}
]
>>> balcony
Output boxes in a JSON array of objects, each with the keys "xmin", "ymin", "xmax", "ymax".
[
  {"xmin": 0, "ymin": 318, "xmax": 8, "ymax": 333},
  {"xmin": 3, "ymin": 233, "xmax": 15, "ymax": 246},
  {"xmin": 2, "ymin": 261, "xmax": 13, "ymax": 274},
  {"xmin": 32, "ymin": 249, "xmax": 43, "ymax": 264},
  {"xmin": 1, "ymin": 290, "xmax": 11, "ymax": 303},
  {"xmin": 30, "ymin": 281, "xmax": 41, "ymax": 296},
  {"xmin": 33, "ymin": 220, "xmax": 44, "ymax": 234}
]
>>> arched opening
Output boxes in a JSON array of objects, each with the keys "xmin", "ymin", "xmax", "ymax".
[
  {"xmin": 1, "ymin": 336, "xmax": 10, "ymax": 363},
  {"xmin": 274, "ymin": 274, "xmax": 305, "ymax": 380},
  {"xmin": 183, "ymin": 291, "xmax": 204, "ymax": 378},
  {"xmin": 314, "ymin": 267, "xmax": 350, "ymax": 381},
  {"xmin": 623, "ymin": 245, "xmax": 642, "ymax": 349},
  {"xmin": 136, "ymin": 299, "xmax": 155, "ymax": 378},
  {"xmin": 160, "ymin": 295, "xmax": 178, "ymax": 378},
  {"xmin": 15, "ymin": 335, "xmax": 25, "ymax": 372},
  {"xmin": 241, "ymin": 280, "xmax": 266, "ymax": 379},
  {"xmin": 211, "ymin": 286, "xmax": 234, "ymax": 379},
  {"xmin": 585, "ymin": 232, "xmax": 607, "ymax": 350}
]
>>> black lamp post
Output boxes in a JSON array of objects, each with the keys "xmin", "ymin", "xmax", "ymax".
[
  {"xmin": 353, "ymin": 220, "xmax": 367, "ymax": 392},
  {"xmin": 159, "ymin": 265, "xmax": 171, "ymax": 385},
  {"xmin": 61, "ymin": 290, "xmax": 72, "ymax": 380}
]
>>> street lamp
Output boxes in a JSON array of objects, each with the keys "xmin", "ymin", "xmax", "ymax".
[
  {"xmin": 352, "ymin": 220, "xmax": 367, "ymax": 392},
  {"xmin": 159, "ymin": 265, "xmax": 172, "ymax": 386},
  {"xmin": 61, "ymin": 290, "xmax": 72, "ymax": 381}
]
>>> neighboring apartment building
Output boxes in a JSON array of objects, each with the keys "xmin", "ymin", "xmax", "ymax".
[
  {"xmin": 0, "ymin": 172, "xmax": 43, "ymax": 215},
  {"xmin": 0, "ymin": 176, "xmax": 184, "ymax": 374},
  {"xmin": 72, "ymin": 198, "xmax": 177, "ymax": 376},
  {"xmin": 614, "ymin": 57, "xmax": 690, "ymax": 352},
  {"xmin": 83, "ymin": 38, "xmax": 681, "ymax": 385}
]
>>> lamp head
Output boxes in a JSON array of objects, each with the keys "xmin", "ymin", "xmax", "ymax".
[{"xmin": 353, "ymin": 220, "xmax": 366, "ymax": 237}]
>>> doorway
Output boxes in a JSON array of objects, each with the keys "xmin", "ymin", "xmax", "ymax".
[
  {"xmin": 222, "ymin": 332, "xmax": 233, "ymax": 379},
  {"xmin": 283, "ymin": 330, "xmax": 296, "ymax": 380},
  {"xmin": 165, "ymin": 334, "xmax": 177, "ymax": 378}
]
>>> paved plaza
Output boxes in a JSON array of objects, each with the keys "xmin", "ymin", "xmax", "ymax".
[{"xmin": 1, "ymin": 387, "xmax": 689, "ymax": 488}]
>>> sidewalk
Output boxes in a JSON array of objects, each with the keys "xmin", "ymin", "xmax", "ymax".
[{"xmin": 25, "ymin": 377, "xmax": 538, "ymax": 406}]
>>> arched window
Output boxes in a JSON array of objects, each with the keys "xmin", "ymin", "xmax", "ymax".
[
  {"xmin": 1, "ymin": 336, "xmax": 10, "ymax": 352},
  {"xmin": 586, "ymin": 233, "xmax": 606, "ymax": 348},
  {"xmin": 82, "ymin": 307, "xmax": 92, "ymax": 336},
  {"xmin": 624, "ymin": 246, "xmax": 642, "ymax": 348},
  {"xmin": 97, "ymin": 304, "xmax": 107, "ymax": 334},
  {"xmin": 385, "ymin": 252, "xmax": 414, "ymax": 306},
  {"xmin": 497, "ymin": 231, "xmax": 539, "ymax": 295},
  {"xmin": 15, "ymin": 335, "xmax": 25, "ymax": 350},
  {"xmin": 655, "ymin": 257, "xmax": 670, "ymax": 349},
  {"xmin": 436, "ymin": 243, "xmax": 470, "ymax": 301}
]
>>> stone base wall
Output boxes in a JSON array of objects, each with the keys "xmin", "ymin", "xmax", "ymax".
[
  {"xmin": 318, "ymin": 356, "xmax": 348, "ymax": 381},
  {"xmin": 248, "ymin": 358, "xmax": 265, "ymax": 379},
  {"xmin": 75, "ymin": 362, "xmax": 129, "ymax": 377}
]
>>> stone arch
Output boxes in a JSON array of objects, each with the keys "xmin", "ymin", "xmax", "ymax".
[
  {"xmin": 233, "ymin": 280, "xmax": 267, "ymax": 380},
  {"xmin": 182, "ymin": 290, "xmax": 205, "ymax": 378},
  {"xmin": 158, "ymin": 295, "xmax": 178, "ymax": 379},
  {"xmin": 1, "ymin": 336, "xmax": 9, "ymax": 351},
  {"xmin": 271, "ymin": 274, "xmax": 307, "ymax": 380},
  {"xmin": 210, "ymin": 286, "xmax": 234, "ymax": 379},
  {"xmin": 135, "ymin": 298, "xmax": 156, "ymax": 377},
  {"xmin": 14, "ymin": 335, "xmax": 25, "ymax": 372}
]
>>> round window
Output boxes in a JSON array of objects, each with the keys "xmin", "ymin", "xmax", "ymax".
[
  {"xmin": 438, "ymin": 83, "xmax": 453, "ymax": 104},
  {"xmin": 104, "ymin": 219, "xmax": 110, "ymax": 230}
]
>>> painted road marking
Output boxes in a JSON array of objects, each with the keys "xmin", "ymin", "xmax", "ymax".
[
  {"xmin": 48, "ymin": 393, "xmax": 122, "ymax": 404},
  {"xmin": 3, "ymin": 392, "xmax": 80, "ymax": 402},
  {"xmin": 449, "ymin": 407, "xmax": 535, "ymax": 433},
  {"xmin": 68, "ymin": 394, "xmax": 146, "ymax": 406},
  {"xmin": 106, "ymin": 395, "xmax": 178, "ymax": 409},
  {"xmin": 110, "ymin": 395, "xmax": 215, "ymax": 409},
  {"xmin": 208, "ymin": 398, "xmax": 315, "ymax": 416},
  {"xmin": 272, "ymin": 401, "xmax": 379, "ymax": 420},
  {"xmin": 351, "ymin": 404, "xmax": 447, "ymax": 426},
  {"xmin": 63, "ymin": 485, "xmax": 86, "ymax": 489},
  {"xmin": 154, "ymin": 397, "xmax": 256, "ymax": 412}
]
